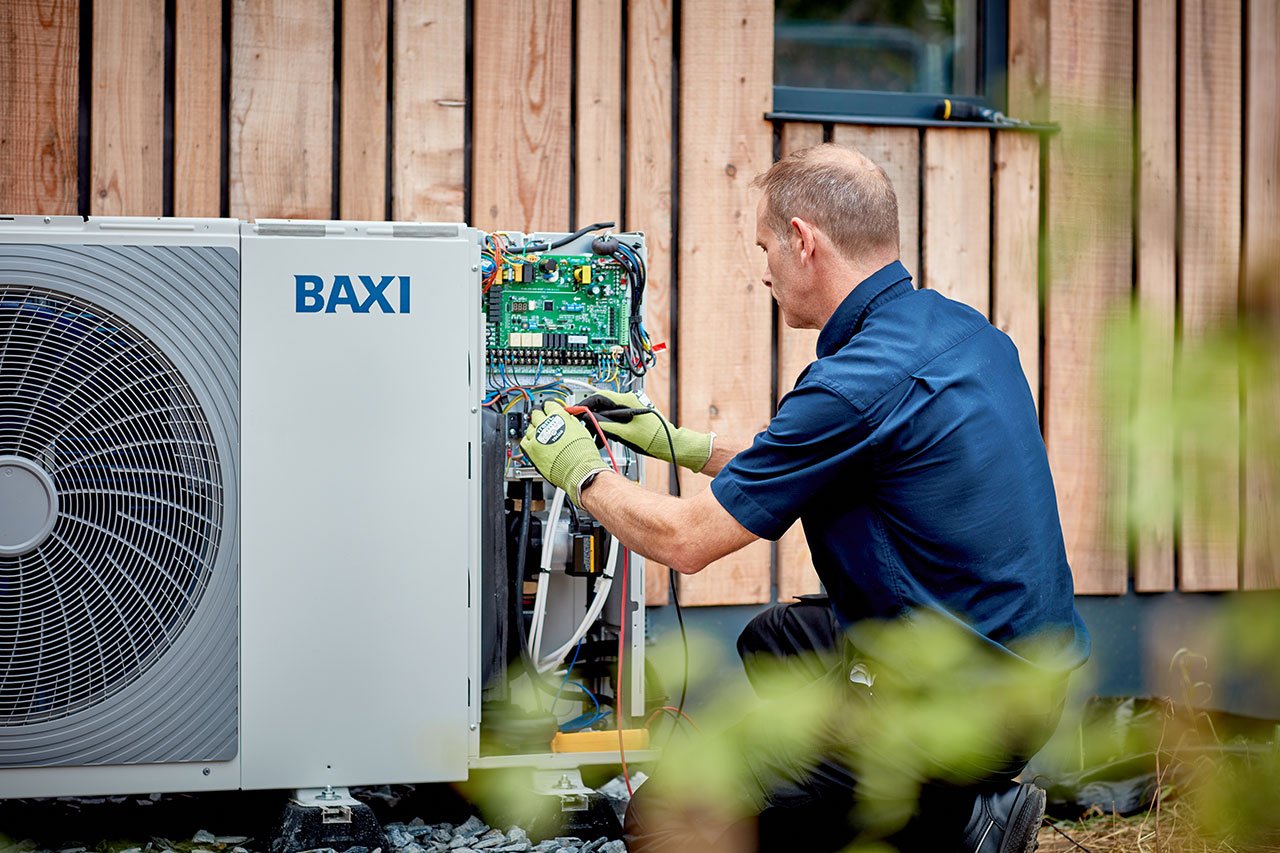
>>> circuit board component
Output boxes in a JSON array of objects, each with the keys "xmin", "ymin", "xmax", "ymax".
[{"xmin": 484, "ymin": 252, "xmax": 630, "ymax": 373}]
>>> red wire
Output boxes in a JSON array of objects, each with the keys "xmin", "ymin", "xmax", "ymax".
[{"xmin": 577, "ymin": 409, "xmax": 632, "ymax": 796}]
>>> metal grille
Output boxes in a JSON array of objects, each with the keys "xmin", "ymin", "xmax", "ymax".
[{"xmin": 0, "ymin": 286, "xmax": 223, "ymax": 725}]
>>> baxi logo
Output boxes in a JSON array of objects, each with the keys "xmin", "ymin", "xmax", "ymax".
[{"xmin": 294, "ymin": 275, "xmax": 411, "ymax": 314}]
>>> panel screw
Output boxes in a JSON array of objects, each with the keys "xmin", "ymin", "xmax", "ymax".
[
  {"xmin": 43, "ymin": 216, "xmax": 51, "ymax": 224},
  {"xmin": 471, "ymin": 406, "xmax": 478, "ymax": 413},
  {"xmin": 469, "ymin": 723, "xmax": 477, "ymax": 731},
  {"xmin": 471, "ymin": 265, "xmax": 479, "ymax": 272},
  {"xmin": 202, "ymin": 767, "xmax": 211, "ymax": 776}
]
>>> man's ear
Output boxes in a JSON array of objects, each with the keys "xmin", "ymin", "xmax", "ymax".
[{"xmin": 790, "ymin": 217, "xmax": 818, "ymax": 263}]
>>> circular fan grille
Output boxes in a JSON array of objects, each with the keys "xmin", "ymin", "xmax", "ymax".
[{"xmin": 0, "ymin": 286, "xmax": 223, "ymax": 725}]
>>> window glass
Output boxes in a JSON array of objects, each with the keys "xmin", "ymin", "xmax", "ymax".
[{"xmin": 775, "ymin": 0, "xmax": 981, "ymax": 96}]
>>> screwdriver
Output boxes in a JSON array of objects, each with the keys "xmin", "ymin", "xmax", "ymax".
[{"xmin": 937, "ymin": 98, "xmax": 1032, "ymax": 128}]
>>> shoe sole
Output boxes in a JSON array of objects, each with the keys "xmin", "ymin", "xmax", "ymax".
[{"xmin": 998, "ymin": 784, "xmax": 1046, "ymax": 853}]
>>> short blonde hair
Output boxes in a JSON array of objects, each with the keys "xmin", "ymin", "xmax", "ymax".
[{"xmin": 751, "ymin": 143, "xmax": 900, "ymax": 262}]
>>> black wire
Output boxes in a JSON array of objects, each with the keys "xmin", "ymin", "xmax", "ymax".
[
  {"xmin": 655, "ymin": 415, "xmax": 689, "ymax": 718},
  {"xmin": 522, "ymin": 220, "xmax": 617, "ymax": 252},
  {"xmin": 512, "ymin": 479, "xmax": 553, "ymax": 710}
]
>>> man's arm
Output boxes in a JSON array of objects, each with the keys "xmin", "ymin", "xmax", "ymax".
[
  {"xmin": 698, "ymin": 434, "xmax": 746, "ymax": 477},
  {"xmin": 579, "ymin": 469, "xmax": 757, "ymax": 574}
]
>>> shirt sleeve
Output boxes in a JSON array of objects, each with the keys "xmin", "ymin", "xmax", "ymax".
[{"xmin": 710, "ymin": 378, "xmax": 873, "ymax": 540}]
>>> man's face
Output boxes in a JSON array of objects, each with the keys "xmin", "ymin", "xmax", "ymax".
[{"xmin": 755, "ymin": 196, "xmax": 809, "ymax": 329}]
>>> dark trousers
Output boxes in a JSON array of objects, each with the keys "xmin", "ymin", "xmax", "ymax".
[{"xmin": 625, "ymin": 597, "xmax": 1066, "ymax": 853}]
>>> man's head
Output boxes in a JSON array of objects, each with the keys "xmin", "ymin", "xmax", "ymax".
[{"xmin": 752, "ymin": 144, "xmax": 901, "ymax": 329}]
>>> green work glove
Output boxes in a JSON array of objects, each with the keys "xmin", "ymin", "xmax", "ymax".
[
  {"xmin": 580, "ymin": 389, "xmax": 714, "ymax": 473},
  {"xmin": 519, "ymin": 401, "xmax": 610, "ymax": 506}
]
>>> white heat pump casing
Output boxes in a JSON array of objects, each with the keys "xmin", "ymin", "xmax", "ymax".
[
  {"xmin": 0, "ymin": 216, "xmax": 482, "ymax": 798},
  {"xmin": 240, "ymin": 220, "xmax": 481, "ymax": 789}
]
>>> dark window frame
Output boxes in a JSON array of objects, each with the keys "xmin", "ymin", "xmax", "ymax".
[{"xmin": 771, "ymin": 1, "xmax": 1009, "ymax": 122}]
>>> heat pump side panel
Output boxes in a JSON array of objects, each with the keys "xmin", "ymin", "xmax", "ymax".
[{"xmin": 239, "ymin": 222, "xmax": 480, "ymax": 790}]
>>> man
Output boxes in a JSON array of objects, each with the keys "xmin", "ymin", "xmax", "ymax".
[{"xmin": 520, "ymin": 144, "xmax": 1089, "ymax": 852}]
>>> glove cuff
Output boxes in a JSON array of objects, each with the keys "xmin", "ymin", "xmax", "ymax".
[
  {"xmin": 675, "ymin": 428, "xmax": 716, "ymax": 473},
  {"xmin": 565, "ymin": 458, "xmax": 610, "ymax": 506}
]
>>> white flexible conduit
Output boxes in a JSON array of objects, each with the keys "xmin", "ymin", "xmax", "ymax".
[
  {"xmin": 528, "ymin": 486, "xmax": 567, "ymax": 662},
  {"xmin": 536, "ymin": 534, "xmax": 619, "ymax": 673}
]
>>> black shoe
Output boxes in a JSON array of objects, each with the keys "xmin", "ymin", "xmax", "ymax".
[{"xmin": 960, "ymin": 781, "xmax": 1045, "ymax": 853}]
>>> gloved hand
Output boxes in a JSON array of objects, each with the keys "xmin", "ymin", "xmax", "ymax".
[
  {"xmin": 519, "ymin": 401, "xmax": 610, "ymax": 506},
  {"xmin": 578, "ymin": 389, "xmax": 714, "ymax": 473}
]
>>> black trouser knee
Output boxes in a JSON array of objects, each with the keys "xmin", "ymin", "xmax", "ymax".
[{"xmin": 737, "ymin": 596, "xmax": 842, "ymax": 698}]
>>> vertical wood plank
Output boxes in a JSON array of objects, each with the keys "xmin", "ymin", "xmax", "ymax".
[
  {"xmin": 1008, "ymin": 0, "xmax": 1050, "ymax": 120},
  {"xmin": 1242, "ymin": 0, "xmax": 1279, "ymax": 590},
  {"xmin": 775, "ymin": 121, "xmax": 825, "ymax": 602},
  {"xmin": 576, "ymin": 0, "xmax": 622, "ymax": 228},
  {"xmin": 174, "ymin": 0, "xmax": 223, "ymax": 217},
  {"xmin": 1046, "ymin": 0, "xmax": 1132, "ymax": 595},
  {"xmin": 922, "ymin": 129, "xmax": 991, "ymax": 315},
  {"xmin": 627, "ymin": 0, "xmax": 674, "ymax": 606},
  {"xmin": 992, "ymin": 131, "xmax": 1041, "ymax": 411},
  {"xmin": 676, "ymin": 1, "xmax": 773, "ymax": 606},
  {"xmin": 0, "ymin": 0, "xmax": 79, "ymax": 215},
  {"xmin": 91, "ymin": 0, "xmax": 165, "ymax": 215},
  {"xmin": 340, "ymin": 0, "xmax": 387, "ymax": 220},
  {"xmin": 1132, "ymin": 0, "xmax": 1177, "ymax": 591},
  {"xmin": 1178, "ymin": 0, "xmax": 1241, "ymax": 591},
  {"xmin": 391, "ymin": 0, "xmax": 465, "ymax": 222},
  {"xmin": 230, "ymin": 0, "xmax": 334, "ymax": 220},
  {"xmin": 471, "ymin": 0, "xmax": 571, "ymax": 232},
  {"xmin": 831, "ymin": 125, "xmax": 921, "ymax": 279}
]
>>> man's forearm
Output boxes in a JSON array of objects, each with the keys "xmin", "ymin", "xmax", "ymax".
[
  {"xmin": 578, "ymin": 469, "xmax": 755, "ymax": 574},
  {"xmin": 699, "ymin": 434, "xmax": 746, "ymax": 477}
]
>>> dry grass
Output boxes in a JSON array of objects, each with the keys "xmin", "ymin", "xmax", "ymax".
[{"xmin": 1036, "ymin": 799, "xmax": 1280, "ymax": 853}]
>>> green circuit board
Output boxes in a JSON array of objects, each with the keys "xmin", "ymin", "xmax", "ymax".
[{"xmin": 484, "ymin": 253, "xmax": 630, "ymax": 372}]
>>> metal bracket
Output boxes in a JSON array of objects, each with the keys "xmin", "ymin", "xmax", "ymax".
[{"xmin": 531, "ymin": 769, "xmax": 594, "ymax": 813}]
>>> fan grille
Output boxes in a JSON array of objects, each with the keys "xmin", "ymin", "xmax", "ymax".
[{"xmin": 0, "ymin": 286, "xmax": 223, "ymax": 725}]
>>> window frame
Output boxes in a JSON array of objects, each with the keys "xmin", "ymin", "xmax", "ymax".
[{"xmin": 771, "ymin": 1, "xmax": 1009, "ymax": 122}]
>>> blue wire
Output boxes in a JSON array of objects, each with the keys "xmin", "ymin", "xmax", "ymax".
[{"xmin": 552, "ymin": 640, "xmax": 584, "ymax": 711}]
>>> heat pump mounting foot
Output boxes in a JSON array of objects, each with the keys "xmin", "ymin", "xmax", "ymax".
[{"xmin": 270, "ymin": 787, "xmax": 387, "ymax": 853}]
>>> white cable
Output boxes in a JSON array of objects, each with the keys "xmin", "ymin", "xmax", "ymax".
[
  {"xmin": 528, "ymin": 486, "xmax": 567, "ymax": 660},
  {"xmin": 535, "ymin": 533, "xmax": 620, "ymax": 673}
]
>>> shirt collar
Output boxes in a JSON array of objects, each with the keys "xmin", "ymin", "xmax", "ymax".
[{"xmin": 816, "ymin": 260, "xmax": 913, "ymax": 357}]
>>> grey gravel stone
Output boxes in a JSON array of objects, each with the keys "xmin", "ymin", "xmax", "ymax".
[
  {"xmin": 504, "ymin": 829, "xmax": 528, "ymax": 846},
  {"xmin": 343, "ymin": 846, "xmax": 371, "ymax": 853},
  {"xmin": 447, "ymin": 839, "xmax": 469, "ymax": 850},
  {"xmin": 598, "ymin": 842, "xmax": 626, "ymax": 853},
  {"xmin": 386, "ymin": 826, "xmax": 414, "ymax": 849},
  {"xmin": 581, "ymin": 840, "xmax": 606, "ymax": 853},
  {"xmin": 192, "ymin": 831, "xmax": 217, "ymax": 845},
  {"xmin": 455, "ymin": 817, "xmax": 489, "ymax": 838},
  {"xmin": 119, "ymin": 847, "xmax": 142, "ymax": 853},
  {"xmin": 492, "ymin": 844, "xmax": 531, "ymax": 852}
]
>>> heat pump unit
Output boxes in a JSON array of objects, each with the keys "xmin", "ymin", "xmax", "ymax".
[{"xmin": 0, "ymin": 216, "xmax": 650, "ymax": 801}]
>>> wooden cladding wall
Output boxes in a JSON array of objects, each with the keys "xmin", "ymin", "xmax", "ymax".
[{"xmin": 1, "ymin": 1, "xmax": 1277, "ymax": 604}]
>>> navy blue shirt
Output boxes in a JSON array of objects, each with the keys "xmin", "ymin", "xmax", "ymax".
[{"xmin": 712, "ymin": 261, "xmax": 1090, "ymax": 674}]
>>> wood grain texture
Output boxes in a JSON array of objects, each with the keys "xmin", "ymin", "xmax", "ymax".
[
  {"xmin": 775, "ymin": 121, "xmax": 825, "ymax": 602},
  {"xmin": 1178, "ymin": 0, "xmax": 1241, "ymax": 592},
  {"xmin": 676, "ymin": 1, "xmax": 773, "ymax": 606},
  {"xmin": 91, "ymin": 0, "xmax": 165, "ymax": 215},
  {"xmin": 831, "ymin": 124, "xmax": 920, "ymax": 278},
  {"xmin": 1045, "ymin": 0, "xmax": 1131, "ymax": 595},
  {"xmin": 922, "ymin": 129, "xmax": 990, "ymax": 315},
  {"xmin": 230, "ymin": 0, "xmax": 333, "ymax": 219},
  {"xmin": 992, "ymin": 131, "xmax": 1041, "ymax": 411},
  {"xmin": 471, "ymin": 0, "xmax": 571, "ymax": 232},
  {"xmin": 174, "ymin": 0, "xmax": 223, "ymax": 216},
  {"xmin": 576, "ymin": 0, "xmax": 622, "ymax": 227},
  {"xmin": 626, "ymin": 0, "xmax": 674, "ymax": 606},
  {"xmin": 340, "ymin": 0, "xmax": 387, "ymax": 220},
  {"xmin": 391, "ymin": 0, "xmax": 465, "ymax": 222},
  {"xmin": 1242, "ymin": 0, "xmax": 1280, "ymax": 590},
  {"xmin": 1007, "ymin": 0, "xmax": 1049, "ymax": 120},
  {"xmin": 0, "ymin": 0, "xmax": 79, "ymax": 214},
  {"xmin": 1132, "ymin": 0, "xmax": 1177, "ymax": 591}
]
